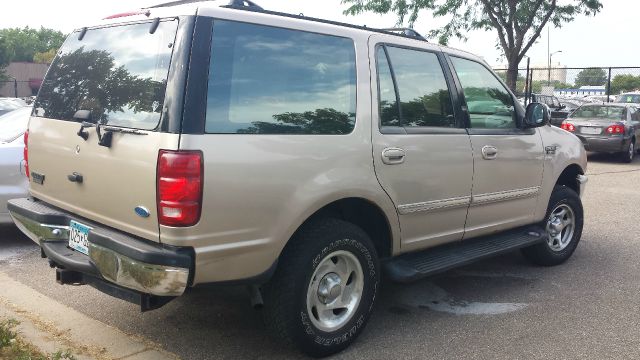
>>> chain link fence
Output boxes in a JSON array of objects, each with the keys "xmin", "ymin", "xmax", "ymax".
[
  {"xmin": 494, "ymin": 66, "xmax": 640, "ymax": 103},
  {"xmin": 0, "ymin": 80, "xmax": 36, "ymax": 98}
]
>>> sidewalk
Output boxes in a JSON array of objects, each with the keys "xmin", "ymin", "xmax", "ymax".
[{"xmin": 0, "ymin": 272, "xmax": 179, "ymax": 360}]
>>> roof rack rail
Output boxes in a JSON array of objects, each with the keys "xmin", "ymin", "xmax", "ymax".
[
  {"xmin": 148, "ymin": 0, "xmax": 207, "ymax": 8},
  {"xmin": 380, "ymin": 28, "xmax": 428, "ymax": 41},
  {"xmin": 225, "ymin": 0, "xmax": 263, "ymax": 10}
]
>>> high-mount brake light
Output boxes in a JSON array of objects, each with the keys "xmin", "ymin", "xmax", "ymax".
[
  {"xmin": 157, "ymin": 150, "xmax": 203, "ymax": 227},
  {"xmin": 103, "ymin": 10, "xmax": 150, "ymax": 20},
  {"xmin": 23, "ymin": 130, "xmax": 29, "ymax": 179}
]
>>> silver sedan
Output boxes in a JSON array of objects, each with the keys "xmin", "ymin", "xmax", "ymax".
[{"xmin": 0, "ymin": 106, "xmax": 30, "ymax": 223}]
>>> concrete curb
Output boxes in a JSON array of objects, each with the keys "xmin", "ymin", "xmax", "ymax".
[{"xmin": 0, "ymin": 272, "xmax": 179, "ymax": 360}]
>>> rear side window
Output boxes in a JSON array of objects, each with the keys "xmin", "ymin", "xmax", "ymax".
[
  {"xmin": 376, "ymin": 45, "xmax": 455, "ymax": 129},
  {"xmin": 451, "ymin": 57, "xmax": 516, "ymax": 129},
  {"xmin": 34, "ymin": 20, "xmax": 178, "ymax": 130},
  {"xmin": 205, "ymin": 20, "xmax": 356, "ymax": 135}
]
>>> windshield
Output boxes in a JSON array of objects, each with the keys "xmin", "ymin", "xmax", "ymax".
[
  {"xmin": 616, "ymin": 94, "xmax": 640, "ymax": 103},
  {"xmin": 572, "ymin": 105, "xmax": 625, "ymax": 120},
  {"xmin": 0, "ymin": 107, "xmax": 31, "ymax": 143},
  {"xmin": 33, "ymin": 20, "xmax": 178, "ymax": 130}
]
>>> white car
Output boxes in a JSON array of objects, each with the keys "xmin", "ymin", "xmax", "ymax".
[{"xmin": 0, "ymin": 106, "xmax": 30, "ymax": 223}]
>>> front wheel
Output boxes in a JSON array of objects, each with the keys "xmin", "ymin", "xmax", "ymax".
[
  {"xmin": 522, "ymin": 186, "xmax": 584, "ymax": 266},
  {"xmin": 262, "ymin": 218, "xmax": 380, "ymax": 357}
]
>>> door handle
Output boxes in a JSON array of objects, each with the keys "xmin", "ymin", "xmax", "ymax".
[
  {"xmin": 382, "ymin": 147, "xmax": 406, "ymax": 165},
  {"xmin": 481, "ymin": 145, "xmax": 498, "ymax": 160}
]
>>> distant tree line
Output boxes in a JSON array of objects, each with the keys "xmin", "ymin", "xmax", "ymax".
[
  {"xmin": 497, "ymin": 67, "xmax": 640, "ymax": 95},
  {"xmin": 0, "ymin": 27, "xmax": 65, "ymax": 80}
]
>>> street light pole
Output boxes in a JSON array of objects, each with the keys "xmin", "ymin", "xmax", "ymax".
[{"xmin": 548, "ymin": 50, "xmax": 562, "ymax": 86}]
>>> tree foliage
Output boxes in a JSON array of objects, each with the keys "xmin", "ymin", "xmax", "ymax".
[
  {"xmin": 33, "ymin": 49, "xmax": 57, "ymax": 64},
  {"xmin": 610, "ymin": 74, "xmax": 640, "ymax": 95},
  {"xmin": 342, "ymin": 0, "xmax": 602, "ymax": 91},
  {"xmin": 0, "ymin": 27, "xmax": 65, "ymax": 78},
  {"xmin": 574, "ymin": 68, "xmax": 607, "ymax": 87}
]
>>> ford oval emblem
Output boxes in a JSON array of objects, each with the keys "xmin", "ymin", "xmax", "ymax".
[{"xmin": 135, "ymin": 206, "xmax": 150, "ymax": 218}]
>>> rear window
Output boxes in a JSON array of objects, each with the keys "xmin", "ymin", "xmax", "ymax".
[
  {"xmin": 34, "ymin": 20, "xmax": 178, "ymax": 130},
  {"xmin": 572, "ymin": 105, "xmax": 625, "ymax": 120},
  {"xmin": 205, "ymin": 20, "xmax": 356, "ymax": 134},
  {"xmin": 616, "ymin": 94, "xmax": 640, "ymax": 104}
]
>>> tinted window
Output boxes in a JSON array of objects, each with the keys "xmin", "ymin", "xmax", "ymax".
[
  {"xmin": 451, "ymin": 57, "xmax": 516, "ymax": 129},
  {"xmin": 34, "ymin": 20, "xmax": 178, "ymax": 130},
  {"xmin": 205, "ymin": 21, "xmax": 356, "ymax": 134},
  {"xmin": 376, "ymin": 48, "xmax": 400, "ymax": 127},
  {"xmin": 380, "ymin": 46, "xmax": 455, "ymax": 128},
  {"xmin": 616, "ymin": 94, "xmax": 640, "ymax": 104}
]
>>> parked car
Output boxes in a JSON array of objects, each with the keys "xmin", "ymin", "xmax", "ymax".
[
  {"xmin": 561, "ymin": 103, "xmax": 640, "ymax": 162},
  {"xmin": 531, "ymin": 94, "xmax": 571, "ymax": 126},
  {"xmin": 0, "ymin": 98, "xmax": 28, "ymax": 116},
  {"xmin": 8, "ymin": 1, "xmax": 588, "ymax": 356},
  {"xmin": 0, "ymin": 106, "xmax": 31, "ymax": 223},
  {"xmin": 615, "ymin": 92, "xmax": 640, "ymax": 104}
]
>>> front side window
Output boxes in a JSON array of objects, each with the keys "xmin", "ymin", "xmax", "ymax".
[
  {"xmin": 34, "ymin": 20, "xmax": 178, "ymax": 130},
  {"xmin": 377, "ymin": 46, "xmax": 455, "ymax": 128},
  {"xmin": 205, "ymin": 20, "xmax": 356, "ymax": 134},
  {"xmin": 451, "ymin": 57, "xmax": 516, "ymax": 129}
]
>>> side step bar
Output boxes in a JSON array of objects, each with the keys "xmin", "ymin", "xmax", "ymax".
[{"xmin": 384, "ymin": 226, "xmax": 546, "ymax": 283}]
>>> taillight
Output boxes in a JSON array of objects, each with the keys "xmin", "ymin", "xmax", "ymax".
[
  {"xmin": 561, "ymin": 122, "xmax": 575, "ymax": 132},
  {"xmin": 606, "ymin": 124, "xmax": 625, "ymax": 135},
  {"xmin": 157, "ymin": 150, "xmax": 203, "ymax": 227},
  {"xmin": 23, "ymin": 130, "xmax": 29, "ymax": 179}
]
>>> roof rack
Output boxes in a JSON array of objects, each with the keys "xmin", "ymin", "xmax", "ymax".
[
  {"xmin": 147, "ymin": 0, "xmax": 429, "ymax": 42},
  {"xmin": 379, "ymin": 28, "xmax": 427, "ymax": 41}
]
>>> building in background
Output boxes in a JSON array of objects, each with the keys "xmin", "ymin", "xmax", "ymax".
[
  {"xmin": 532, "ymin": 61, "xmax": 567, "ymax": 84},
  {"xmin": 0, "ymin": 62, "xmax": 49, "ymax": 98}
]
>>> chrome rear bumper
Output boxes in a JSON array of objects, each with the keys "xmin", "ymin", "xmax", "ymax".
[{"xmin": 8, "ymin": 198, "xmax": 192, "ymax": 299}]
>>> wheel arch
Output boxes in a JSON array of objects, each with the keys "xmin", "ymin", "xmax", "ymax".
[
  {"xmin": 281, "ymin": 197, "xmax": 396, "ymax": 260},
  {"xmin": 554, "ymin": 163, "xmax": 585, "ymax": 194}
]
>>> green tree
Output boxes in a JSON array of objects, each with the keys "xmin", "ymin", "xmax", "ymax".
[
  {"xmin": 342, "ymin": 0, "xmax": 602, "ymax": 92},
  {"xmin": 0, "ymin": 27, "xmax": 65, "ymax": 77},
  {"xmin": 610, "ymin": 74, "xmax": 640, "ymax": 94},
  {"xmin": 33, "ymin": 49, "xmax": 57, "ymax": 64},
  {"xmin": 574, "ymin": 68, "xmax": 607, "ymax": 87}
]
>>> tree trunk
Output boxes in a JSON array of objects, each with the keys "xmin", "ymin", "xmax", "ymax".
[{"xmin": 506, "ymin": 59, "xmax": 519, "ymax": 93}]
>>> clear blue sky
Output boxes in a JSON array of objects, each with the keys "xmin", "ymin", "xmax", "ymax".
[{"xmin": 0, "ymin": 0, "xmax": 635, "ymax": 68}]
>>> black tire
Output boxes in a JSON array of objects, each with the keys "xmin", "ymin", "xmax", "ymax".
[
  {"xmin": 620, "ymin": 140, "xmax": 634, "ymax": 163},
  {"xmin": 521, "ymin": 186, "xmax": 583, "ymax": 266},
  {"xmin": 262, "ymin": 218, "xmax": 380, "ymax": 357}
]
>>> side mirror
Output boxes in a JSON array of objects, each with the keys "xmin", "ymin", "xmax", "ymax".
[{"xmin": 524, "ymin": 102, "xmax": 549, "ymax": 128}]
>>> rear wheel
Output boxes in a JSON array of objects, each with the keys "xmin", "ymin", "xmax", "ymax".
[
  {"xmin": 522, "ymin": 186, "xmax": 583, "ymax": 266},
  {"xmin": 262, "ymin": 218, "xmax": 380, "ymax": 357},
  {"xmin": 621, "ymin": 140, "xmax": 634, "ymax": 163}
]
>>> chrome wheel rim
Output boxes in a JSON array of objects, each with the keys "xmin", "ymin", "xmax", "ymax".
[
  {"xmin": 546, "ymin": 204, "xmax": 575, "ymax": 251},
  {"xmin": 306, "ymin": 250, "xmax": 364, "ymax": 332}
]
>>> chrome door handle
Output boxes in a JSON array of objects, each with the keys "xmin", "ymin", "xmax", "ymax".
[
  {"xmin": 382, "ymin": 147, "xmax": 406, "ymax": 165},
  {"xmin": 481, "ymin": 145, "xmax": 498, "ymax": 160}
]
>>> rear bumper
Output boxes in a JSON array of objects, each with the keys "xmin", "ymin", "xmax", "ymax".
[
  {"xmin": 8, "ymin": 198, "xmax": 193, "ymax": 305},
  {"xmin": 577, "ymin": 135, "xmax": 628, "ymax": 153}
]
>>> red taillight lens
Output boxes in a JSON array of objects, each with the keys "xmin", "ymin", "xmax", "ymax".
[
  {"xmin": 157, "ymin": 150, "xmax": 203, "ymax": 227},
  {"xmin": 561, "ymin": 122, "xmax": 575, "ymax": 132},
  {"xmin": 23, "ymin": 130, "xmax": 29, "ymax": 179},
  {"xmin": 606, "ymin": 125, "xmax": 625, "ymax": 134}
]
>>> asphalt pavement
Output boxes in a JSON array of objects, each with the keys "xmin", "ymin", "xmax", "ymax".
[{"xmin": 1, "ymin": 152, "xmax": 640, "ymax": 359}]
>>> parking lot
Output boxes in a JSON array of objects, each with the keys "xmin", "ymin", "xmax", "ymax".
[{"xmin": 1, "ymin": 152, "xmax": 640, "ymax": 360}]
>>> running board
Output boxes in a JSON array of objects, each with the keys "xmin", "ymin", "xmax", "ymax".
[{"xmin": 384, "ymin": 226, "xmax": 546, "ymax": 283}]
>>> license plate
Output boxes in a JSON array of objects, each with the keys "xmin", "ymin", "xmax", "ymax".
[
  {"xmin": 581, "ymin": 127, "xmax": 602, "ymax": 135},
  {"xmin": 69, "ymin": 220, "xmax": 91, "ymax": 255}
]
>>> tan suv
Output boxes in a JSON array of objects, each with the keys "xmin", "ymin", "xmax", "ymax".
[{"xmin": 9, "ymin": 0, "xmax": 588, "ymax": 356}]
